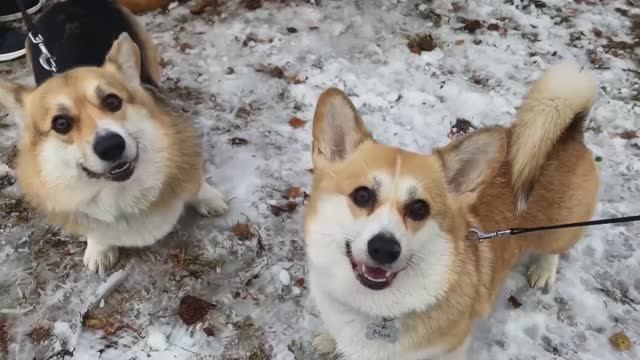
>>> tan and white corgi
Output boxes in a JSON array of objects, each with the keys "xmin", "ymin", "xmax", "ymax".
[
  {"xmin": 304, "ymin": 62, "xmax": 599, "ymax": 360},
  {"xmin": 0, "ymin": 3, "xmax": 228, "ymax": 274}
]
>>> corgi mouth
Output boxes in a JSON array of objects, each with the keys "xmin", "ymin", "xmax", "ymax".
[
  {"xmin": 351, "ymin": 260, "xmax": 399, "ymax": 291},
  {"xmin": 81, "ymin": 157, "xmax": 138, "ymax": 182}
]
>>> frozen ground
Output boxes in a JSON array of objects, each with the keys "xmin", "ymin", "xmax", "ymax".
[{"xmin": 1, "ymin": 0, "xmax": 639, "ymax": 359}]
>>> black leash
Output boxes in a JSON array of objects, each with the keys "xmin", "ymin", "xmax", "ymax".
[
  {"xmin": 468, "ymin": 215, "xmax": 640, "ymax": 242},
  {"xmin": 15, "ymin": 0, "xmax": 57, "ymax": 74}
]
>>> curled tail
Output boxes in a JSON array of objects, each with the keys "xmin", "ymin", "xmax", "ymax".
[{"xmin": 510, "ymin": 62, "xmax": 597, "ymax": 214}]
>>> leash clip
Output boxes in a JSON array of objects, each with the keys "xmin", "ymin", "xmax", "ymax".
[
  {"xmin": 467, "ymin": 229, "xmax": 512, "ymax": 242},
  {"xmin": 29, "ymin": 32, "xmax": 57, "ymax": 73}
]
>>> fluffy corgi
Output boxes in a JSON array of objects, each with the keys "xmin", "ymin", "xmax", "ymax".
[
  {"xmin": 0, "ymin": 0, "xmax": 228, "ymax": 274},
  {"xmin": 305, "ymin": 62, "xmax": 599, "ymax": 360}
]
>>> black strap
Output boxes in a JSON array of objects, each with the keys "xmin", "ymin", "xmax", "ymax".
[
  {"xmin": 15, "ymin": 0, "xmax": 57, "ymax": 74},
  {"xmin": 510, "ymin": 214, "xmax": 640, "ymax": 236},
  {"xmin": 16, "ymin": 0, "xmax": 37, "ymax": 33}
]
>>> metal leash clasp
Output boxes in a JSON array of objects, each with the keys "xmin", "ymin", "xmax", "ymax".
[
  {"xmin": 29, "ymin": 32, "xmax": 57, "ymax": 73},
  {"xmin": 467, "ymin": 228, "xmax": 512, "ymax": 242}
]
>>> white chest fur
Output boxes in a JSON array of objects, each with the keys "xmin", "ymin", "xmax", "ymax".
[{"xmin": 311, "ymin": 278, "xmax": 448, "ymax": 360}]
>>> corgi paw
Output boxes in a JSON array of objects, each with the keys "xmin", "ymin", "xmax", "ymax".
[
  {"xmin": 83, "ymin": 242, "xmax": 120, "ymax": 275},
  {"xmin": 193, "ymin": 182, "xmax": 229, "ymax": 216},
  {"xmin": 313, "ymin": 331, "xmax": 337, "ymax": 355},
  {"xmin": 527, "ymin": 254, "xmax": 559, "ymax": 290}
]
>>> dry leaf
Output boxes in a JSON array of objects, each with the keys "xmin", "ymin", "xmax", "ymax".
[
  {"xmin": 229, "ymin": 137, "xmax": 249, "ymax": 146},
  {"xmin": 454, "ymin": 39, "xmax": 465, "ymax": 45},
  {"xmin": 231, "ymin": 223, "xmax": 255, "ymax": 240},
  {"xmin": 289, "ymin": 117, "xmax": 307, "ymax": 128},
  {"xmin": 507, "ymin": 293, "xmax": 522, "ymax": 309},
  {"xmin": 270, "ymin": 202, "xmax": 298, "ymax": 216},
  {"xmin": 283, "ymin": 187, "xmax": 302, "ymax": 200},
  {"xmin": 256, "ymin": 64, "xmax": 285, "ymax": 79},
  {"xmin": 203, "ymin": 325, "xmax": 216, "ymax": 337},
  {"xmin": 408, "ymin": 34, "xmax": 437, "ymax": 54},
  {"xmin": 245, "ymin": 0, "xmax": 262, "ymax": 10},
  {"xmin": 83, "ymin": 313, "xmax": 119, "ymax": 336},
  {"xmin": 462, "ymin": 19, "xmax": 483, "ymax": 33},
  {"xmin": 30, "ymin": 321, "xmax": 52, "ymax": 344},
  {"xmin": 617, "ymin": 130, "xmax": 638, "ymax": 140},
  {"xmin": 610, "ymin": 331, "xmax": 632, "ymax": 352},
  {"xmin": 178, "ymin": 295, "xmax": 216, "ymax": 326},
  {"xmin": 295, "ymin": 277, "xmax": 306, "ymax": 288}
]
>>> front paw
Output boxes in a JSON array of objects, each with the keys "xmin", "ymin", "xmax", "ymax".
[
  {"xmin": 83, "ymin": 242, "xmax": 120, "ymax": 275},
  {"xmin": 192, "ymin": 182, "xmax": 229, "ymax": 216},
  {"xmin": 313, "ymin": 331, "xmax": 337, "ymax": 355}
]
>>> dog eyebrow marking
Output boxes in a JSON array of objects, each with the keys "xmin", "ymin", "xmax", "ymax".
[
  {"xmin": 406, "ymin": 185, "xmax": 419, "ymax": 201},
  {"xmin": 95, "ymin": 85, "xmax": 107, "ymax": 101},
  {"xmin": 55, "ymin": 104, "xmax": 72, "ymax": 115}
]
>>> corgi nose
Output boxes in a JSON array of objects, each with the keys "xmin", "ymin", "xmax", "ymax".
[
  {"xmin": 93, "ymin": 132, "xmax": 126, "ymax": 161},
  {"xmin": 367, "ymin": 232, "xmax": 401, "ymax": 264}
]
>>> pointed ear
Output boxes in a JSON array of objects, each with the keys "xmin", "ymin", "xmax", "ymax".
[
  {"xmin": 104, "ymin": 33, "xmax": 141, "ymax": 85},
  {"xmin": 0, "ymin": 80, "xmax": 33, "ymax": 124},
  {"xmin": 436, "ymin": 129, "xmax": 506, "ymax": 197},
  {"xmin": 312, "ymin": 88, "xmax": 372, "ymax": 166}
]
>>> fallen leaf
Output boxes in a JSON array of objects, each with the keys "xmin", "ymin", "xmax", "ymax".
[
  {"xmin": 289, "ymin": 117, "xmax": 307, "ymax": 128},
  {"xmin": 203, "ymin": 325, "xmax": 216, "ymax": 337},
  {"xmin": 283, "ymin": 187, "xmax": 302, "ymax": 200},
  {"xmin": 617, "ymin": 130, "xmax": 638, "ymax": 140},
  {"xmin": 286, "ymin": 27, "xmax": 298, "ymax": 33},
  {"xmin": 592, "ymin": 27, "xmax": 603, "ymax": 38},
  {"xmin": 83, "ymin": 313, "xmax": 119, "ymax": 336},
  {"xmin": 179, "ymin": 42, "xmax": 194, "ymax": 52},
  {"xmin": 487, "ymin": 23, "xmax": 501, "ymax": 31},
  {"xmin": 295, "ymin": 277, "xmax": 306, "ymax": 288},
  {"xmin": 231, "ymin": 223, "xmax": 255, "ymax": 240},
  {"xmin": 229, "ymin": 137, "xmax": 249, "ymax": 146},
  {"xmin": 178, "ymin": 295, "xmax": 216, "ymax": 326},
  {"xmin": 190, "ymin": 0, "xmax": 218, "ymax": 15},
  {"xmin": 408, "ymin": 34, "xmax": 437, "ymax": 54},
  {"xmin": 0, "ymin": 319, "xmax": 7, "ymax": 354},
  {"xmin": 287, "ymin": 74, "xmax": 306, "ymax": 84},
  {"xmin": 454, "ymin": 39, "xmax": 465, "ymax": 45},
  {"xmin": 270, "ymin": 202, "xmax": 298, "ymax": 216},
  {"xmin": 30, "ymin": 321, "xmax": 52, "ymax": 344},
  {"xmin": 448, "ymin": 118, "xmax": 477, "ymax": 139},
  {"xmin": 610, "ymin": 331, "xmax": 632, "ymax": 352},
  {"xmin": 256, "ymin": 64, "xmax": 285, "ymax": 79},
  {"xmin": 245, "ymin": 0, "xmax": 262, "ymax": 10},
  {"xmin": 462, "ymin": 19, "xmax": 483, "ymax": 33},
  {"xmin": 507, "ymin": 293, "xmax": 522, "ymax": 309}
]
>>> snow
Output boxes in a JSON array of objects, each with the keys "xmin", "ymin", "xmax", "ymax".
[{"xmin": 0, "ymin": 0, "xmax": 639, "ymax": 359}]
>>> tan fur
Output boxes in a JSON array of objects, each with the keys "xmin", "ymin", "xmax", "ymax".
[
  {"xmin": 118, "ymin": 0, "xmax": 173, "ymax": 13},
  {"xmin": 306, "ymin": 62, "xmax": 599, "ymax": 356}
]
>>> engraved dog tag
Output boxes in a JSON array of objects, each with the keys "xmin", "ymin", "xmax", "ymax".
[{"xmin": 365, "ymin": 319, "xmax": 399, "ymax": 344}]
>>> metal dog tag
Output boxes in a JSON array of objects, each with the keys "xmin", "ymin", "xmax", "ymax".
[{"xmin": 365, "ymin": 318, "xmax": 399, "ymax": 344}]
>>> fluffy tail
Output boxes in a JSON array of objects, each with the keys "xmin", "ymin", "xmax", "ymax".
[{"xmin": 510, "ymin": 61, "xmax": 597, "ymax": 214}]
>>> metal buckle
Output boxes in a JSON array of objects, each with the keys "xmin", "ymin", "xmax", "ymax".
[
  {"xmin": 467, "ymin": 229, "xmax": 512, "ymax": 242},
  {"xmin": 28, "ymin": 32, "xmax": 57, "ymax": 73}
]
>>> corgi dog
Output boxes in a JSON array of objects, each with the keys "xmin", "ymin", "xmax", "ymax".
[
  {"xmin": 0, "ymin": 0, "xmax": 228, "ymax": 274},
  {"xmin": 304, "ymin": 62, "xmax": 599, "ymax": 360}
]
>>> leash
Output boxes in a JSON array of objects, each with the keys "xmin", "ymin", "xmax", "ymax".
[
  {"xmin": 468, "ymin": 214, "xmax": 640, "ymax": 242},
  {"xmin": 15, "ymin": 0, "xmax": 57, "ymax": 74}
]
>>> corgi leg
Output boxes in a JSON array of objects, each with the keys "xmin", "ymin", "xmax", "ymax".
[
  {"xmin": 84, "ymin": 236, "xmax": 120, "ymax": 275},
  {"xmin": 527, "ymin": 254, "xmax": 559, "ymax": 290},
  {"xmin": 190, "ymin": 180, "xmax": 229, "ymax": 216},
  {"xmin": 312, "ymin": 330, "xmax": 337, "ymax": 355}
]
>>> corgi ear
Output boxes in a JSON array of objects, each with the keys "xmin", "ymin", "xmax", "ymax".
[
  {"xmin": 437, "ymin": 129, "xmax": 506, "ymax": 198},
  {"xmin": 104, "ymin": 33, "xmax": 141, "ymax": 86},
  {"xmin": 0, "ymin": 80, "xmax": 33, "ymax": 125},
  {"xmin": 312, "ymin": 88, "xmax": 372, "ymax": 166}
]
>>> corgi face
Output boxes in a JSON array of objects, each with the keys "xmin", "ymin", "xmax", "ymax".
[
  {"xmin": 0, "ymin": 34, "xmax": 169, "ymax": 217},
  {"xmin": 305, "ymin": 89, "xmax": 506, "ymax": 317}
]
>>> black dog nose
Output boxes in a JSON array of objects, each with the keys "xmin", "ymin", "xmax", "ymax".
[
  {"xmin": 367, "ymin": 232, "xmax": 401, "ymax": 264},
  {"xmin": 93, "ymin": 132, "xmax": 126, "ymax": 161}
]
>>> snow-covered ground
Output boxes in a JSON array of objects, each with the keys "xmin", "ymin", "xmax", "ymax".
[{"xmin": 1, "ymin": 0, "xmax": 639, "ymax": 359}]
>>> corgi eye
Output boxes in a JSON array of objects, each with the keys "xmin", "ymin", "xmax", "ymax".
[
  {"xmin": 350, "ymin": 186, "xmax": 376, "ymax": 208},
  {"xmin": 102, "ymin": 93, "xmax": 123, "ymax": 112},
  {"xmin": 405, "ymin": 199, "xmax": 430, "ymax": 221},
  {"xmin": 51, "ymin": 115, "xmax": 74, "ymax": 134}
]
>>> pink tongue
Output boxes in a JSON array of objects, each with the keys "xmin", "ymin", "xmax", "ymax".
[{"xmin": 364, "ymin": 266, "xmax": 388, "ymax": 280}]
